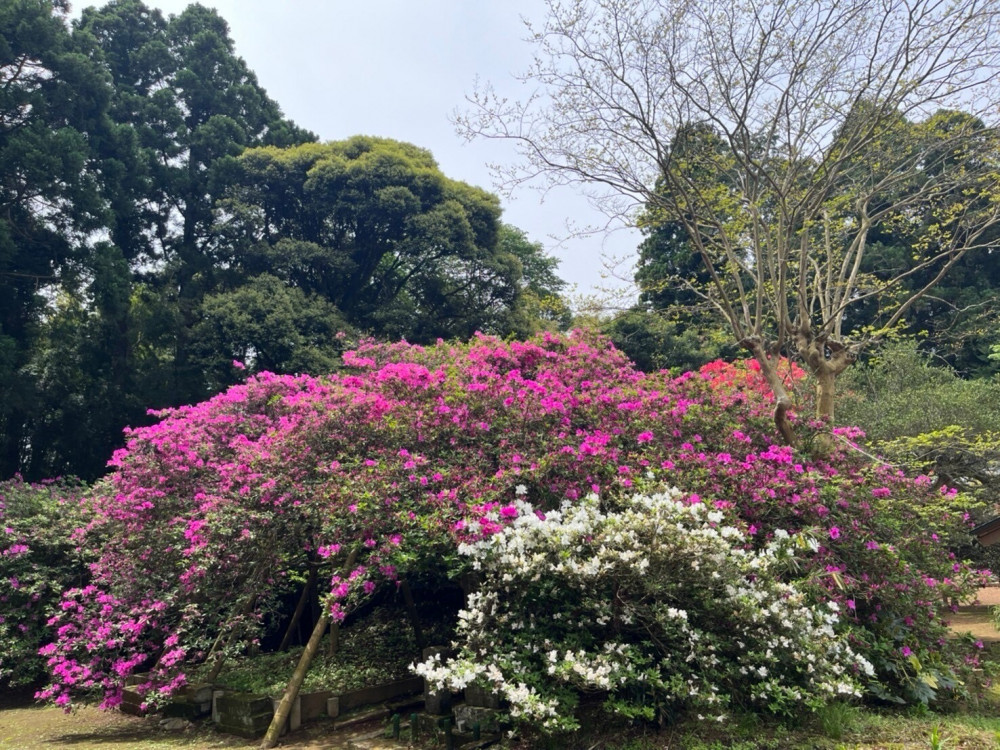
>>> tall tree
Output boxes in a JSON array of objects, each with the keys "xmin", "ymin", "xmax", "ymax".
[
  {"xmin": 216, "ymin": 137, "xmax": 544, "ymax": 342},
  {"xmin": 458, "ymin": 0, "xmax": 1000, "ymax": 443},
  {"xmin": 0, "ymin": 0, "xmax": 109, "ymax": 477},
  {"xmin": 5, "ymin": 0, "xmax": 317, "ymax": 480},
  {"xmin": 850, "ymin": 112, "xmax": 1000, "ymax": 376},
  {"xmin": 75, "ymin": 0, "xmax": 315, "ymax": 404}
]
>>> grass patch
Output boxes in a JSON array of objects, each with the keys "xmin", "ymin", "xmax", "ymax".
[{"xmin": 504, "ymin": 687, "xmax": 1000, "ymax": 749}]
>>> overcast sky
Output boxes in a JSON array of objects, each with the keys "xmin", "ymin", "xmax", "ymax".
[{"xmin": 98, "ymin": 0, "xmax": 642, "ymax": 303}]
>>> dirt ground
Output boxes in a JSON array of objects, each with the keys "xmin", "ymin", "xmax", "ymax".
[
  {"xmin": 0, "ymin": 689, "xmax": 404, "ymax": 750},
  {"xmin": 948, "ymin": 586, "xmax": 1000, "ymax": 644},
  {"xmin": 4, "ymin": 591, "xmax": 1000, "ymax": 750}
]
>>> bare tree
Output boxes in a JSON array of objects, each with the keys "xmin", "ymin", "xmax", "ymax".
[{"xmin": 457, "ymin": 0, "xmax": 1000, "ymax": 443}]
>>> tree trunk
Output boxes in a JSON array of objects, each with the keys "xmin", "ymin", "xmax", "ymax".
[
  {"xmin": 793, "ymin": 329, "xmax": 856, "ymax": 440},
  {"xmin": 328, "ymin": 619, "xmax": 340, "ymax": 657},
  {"xmin": 746, "ymin": 342, "xmax": 797, "ymax": 446},
  {"xmin": 815, "ymin": 368, "xmax": 837, "ymax": 423},
  {"xmin": 278, "ymin": 566, "xmax": 316, "ymax": 652},
  {"xmin": 261, "ymin": 548, "xmax": 358, "ymax": 749},
  {"xmin": 260, "ymin": 605, "xmax": 329, "ymax": 748},
  {"xmin": 400, "ymin": 580, "xmax": 425, "ymax": 651}
]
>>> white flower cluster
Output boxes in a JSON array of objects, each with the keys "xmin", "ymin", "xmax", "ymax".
[
  {"xmin": 417, "ymin": 488, "xmax": 870, "ymax": 732},
  {"xmin": 413, "ymin": 651, "xmax": 562, "ymax": 726}
]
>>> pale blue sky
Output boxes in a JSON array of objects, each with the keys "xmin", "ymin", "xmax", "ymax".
[{"xmin": 89, "ymin": 0, "xmax": 641, "ymax": 303}]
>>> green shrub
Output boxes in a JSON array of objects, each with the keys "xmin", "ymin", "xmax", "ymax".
[{"xmin": 0, "ymin": 477, "xmax": 90, "ymax": 687}]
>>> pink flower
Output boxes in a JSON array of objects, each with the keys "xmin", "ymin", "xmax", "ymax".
[
  {"xmin": 232, "ymin": 360, "xmax": 245, "ymax": 370},
  {"xmin": 829, "ymin": 527, "xmax": 841, "ymax": 540}
]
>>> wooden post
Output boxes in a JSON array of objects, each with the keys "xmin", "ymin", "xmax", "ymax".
[{"xmin": 260, "ymin": 603, "xmax": 328, "ymax": 747}]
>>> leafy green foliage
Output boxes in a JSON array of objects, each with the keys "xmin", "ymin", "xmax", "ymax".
[
  {"xmin": 189, "ymin": 274, "xmax": 350, "ymax": 390},
  {"xmin": 195, "ymin": 606, "xmax": 443, "ymax": 696},
  {"xmin": 0, "ymin": 478, "xmax": 91, "ymax": 687},
  {"xmin": 838, "ymin": 341, "xmax": 1000, "ymax": 496},
  {"xmin": 0, "ymin": 0, "xmax": 110, "ymax": 478},
  {"xmin": 219, "ymin": 137, "xmax": 558, "ymax": 342},
  {"xmin": 605, "ymin": 307, "xmax": 735, "ymax": 374},
  {"xmin": 837, "ymin": 341, "xmax": 1000, "ymax": 571},
  {"xmin": 496, "ymin": 224, "xmax": 572, "ymax": 332}
]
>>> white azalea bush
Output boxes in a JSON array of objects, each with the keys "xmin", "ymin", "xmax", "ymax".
[{"xmin": 415, "ymin": 488, "xmax": 874, "ymax": 732}]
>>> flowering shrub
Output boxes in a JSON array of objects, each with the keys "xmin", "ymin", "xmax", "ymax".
[
  {"xmin": 415, "ymin": 488, "xmax": 873, "ymax": 731},
  {"xmin": 0, "ymin": 478, "xmax": 90, "ymax": 688},
  {"xmin": 34, "ymin": 330, "xmax": 984, "ymax": 712}
]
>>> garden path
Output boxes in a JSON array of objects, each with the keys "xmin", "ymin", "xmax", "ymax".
[{"xmin": 946, "ymin": 586, "xmax": 1000, "ymax": 644}]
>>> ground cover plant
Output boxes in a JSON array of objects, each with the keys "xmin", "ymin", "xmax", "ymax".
[
  {"xmin": 33, "ymin": 331, "xmax": 986, "ymax": 732},
  {"xmin": 192, "ymin": 604, "xmax": 440, "ymax": 697}
]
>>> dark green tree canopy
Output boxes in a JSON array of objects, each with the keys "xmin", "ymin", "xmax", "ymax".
[
  {"xmin": 0, "ymin": 0, "xmax": 111, "ymax": 477},
  {"xmin": 218, "ymin": 136, "xmax": 538, "ymax": 341},
  {"xmin": 75, "ymin": 0, "xmax": 316, "ymax": 265}
]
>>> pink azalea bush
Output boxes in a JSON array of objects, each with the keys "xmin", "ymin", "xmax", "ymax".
[{"xmin": 35, "ymin": 331, "xmax": 985, "ymax": 713}]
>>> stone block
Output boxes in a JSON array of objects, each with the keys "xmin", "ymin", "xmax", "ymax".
[
  {"xmin": 328, "ymin": 677, "xmax": 424, "ymax": 717},
  {"xmin": 423, "ymin": 689, "xmax": 452, "ymax": 715},
  {"xmin": 213, "ymin": 692, "xmax": 274, "ymax": 738},
  {"xmin": 454, "ymin": 704, "xmax": 502, "ymax": 734},
  {"xmin": 211, "ymin": 690, "xmax": 225, "ymax": 724},
  {"xmin": 463, "ymin": 684, "xmax": 503, "ymax": 709},
  {"xmin": 299, "ymin": 690, "xmax": 331, "ymax": 721}
]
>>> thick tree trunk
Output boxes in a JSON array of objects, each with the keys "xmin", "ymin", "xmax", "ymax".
[
  {"xmin": 792, "ymin": 328, "xmax": 857, "ymax": 455},
  {"xmin": 815, "ymin": 368, "xmax": 837, "ymax": 423},
  {"xmin": 793, "ymin": 325, "xmax": 857, "ymax": 422},
  {"xmin": 328, "ymin": 619, "xmax": 340, "ymax": 657},
  {"xmin": 400, "ymin": 580, "xmax": 425, "ymax": 651}
]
